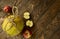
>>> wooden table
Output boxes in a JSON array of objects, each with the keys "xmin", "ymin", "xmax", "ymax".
[{"xmin": 0, "ymin": 0, "xmax": 60, "ymax": 39}]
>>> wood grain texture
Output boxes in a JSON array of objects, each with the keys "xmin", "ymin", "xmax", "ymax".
[{"xmin": 0, "ymin": 0, "xmax": 60, "ymax": 39}]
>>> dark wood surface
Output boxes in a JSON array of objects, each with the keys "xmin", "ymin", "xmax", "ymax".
[{"xmin": 0, "ymin": 0, "xmax": 60, "ymax": 39}]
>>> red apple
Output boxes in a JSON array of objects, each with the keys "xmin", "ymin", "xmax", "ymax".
[
  {"xmin": 3, "ymin": 6, "xmax": 12, "ymax": 13},
  {"xmin": 23, "ymin": 30, "xmax": 32, "ymax": 39}
]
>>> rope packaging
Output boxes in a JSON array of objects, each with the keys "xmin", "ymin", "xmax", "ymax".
[{"xmin": 2, "ymin": 6, "xmax": 24, "ymax": 37}]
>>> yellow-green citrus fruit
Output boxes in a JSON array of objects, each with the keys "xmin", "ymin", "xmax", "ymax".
[{"xmin": 2, "ymin": 15, "xmax": 24, "ymax": 36}]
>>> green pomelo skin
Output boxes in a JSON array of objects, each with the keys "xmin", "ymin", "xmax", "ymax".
[{"xmin": 2, "ymin": 15, "xmax": 24, "ymax": 36}]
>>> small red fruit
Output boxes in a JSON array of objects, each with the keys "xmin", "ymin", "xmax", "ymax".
[
  {"xmin": 23, "ymin": 30, "xmax": 32, "ymax": 39},
  {"xmin": 3, "ymin": 6, "xmax": 12, "ymax": 13}
]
